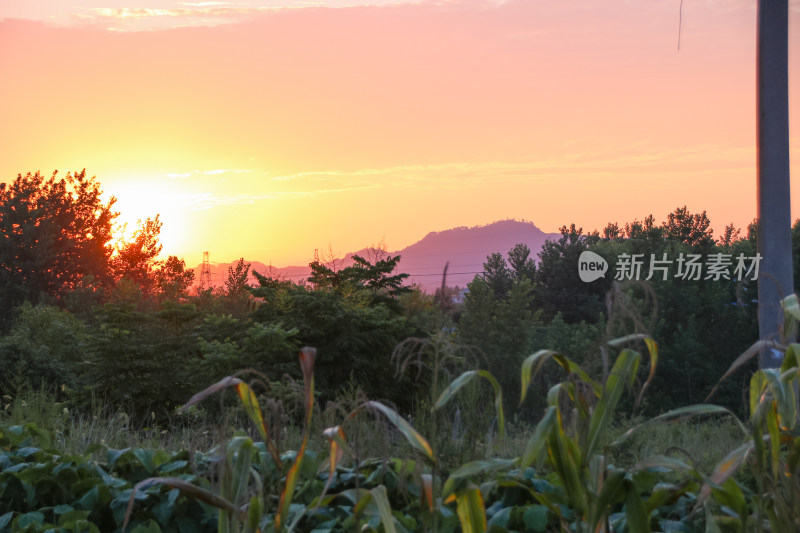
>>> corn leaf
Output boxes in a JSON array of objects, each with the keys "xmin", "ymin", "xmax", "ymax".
[
  {"xmin": 448, "ymin": 458, "xmax": 516, "ymax": 478},
  {"xmin": 706, "ymin": 340, "xmax": 781, "ymax": 402},
  {"xmin": 361, "ymin": 401, "xmax": 434, "ymax": 463},
  {"xmin": 456, "ymin": 485, "xmax": 487, "ymax": 533},
  {"xmin": 520, "ymin": 406, "xmax": 558, "ymax": 469},
  {"xmin": 520, "ymin": 350, "xmax": 599, "ymax": 404},
  {"xmin": 420, "ymin": 474, "xmax": 434, "ymax": 513},
  {"xmin": 319, "ymin": 426, "xmax": 347, "ymax": 501},
  {"xmin": 275, "ymin": 348, "xmax": 316, "ymax": 531},
  {"xmin": 585, "ymin": 349, "xmax": 639, "ymax": 459},
  {"xmin": 611, "ymin": 404, "xmax": 747, "ymax": 447},
  {"xmin": 370, "ymin": 485, "xmax": 397, "ymax": 533},
  {"xmin": 123, "ymin": 477, "xmax": 242, "ymax": 532},
  {"xmin": 609, "ymin": 335, "xmax": 658, "ymax": 411},
  {"xmin": 624, "ymin": 480, "xmax": 649, "ymax": 533}
]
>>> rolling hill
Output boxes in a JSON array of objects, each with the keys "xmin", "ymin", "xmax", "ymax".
[{"xmin": 193, "ymin": 219, "xmax": 559, "ymax": 293}]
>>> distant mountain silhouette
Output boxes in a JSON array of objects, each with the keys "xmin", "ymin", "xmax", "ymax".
[{"xmin": 192, "ymin": 219, "xmax": 559, "ymax": 293}]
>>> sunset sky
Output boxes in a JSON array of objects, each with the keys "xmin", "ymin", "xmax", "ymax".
[{"xmin": 2, "ymin": 0, "xmax": 799, "ymax": 268}]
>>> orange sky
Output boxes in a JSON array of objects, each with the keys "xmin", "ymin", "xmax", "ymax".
[{"xmin": 2, "ymin": 0, "xmax": 799, "ymax": 267}]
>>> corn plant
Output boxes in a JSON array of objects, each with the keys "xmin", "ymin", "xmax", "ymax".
[
  {"xmin": 681, "ymin": 295, "xmax": 800, "ymax": 532},
  {"xmin": 431, "ymin": 334, "xmax": 704, "ymax": 532},
  {"xmin": 124, "ymin": 346, "xmax": 436, "ymax": 532}
]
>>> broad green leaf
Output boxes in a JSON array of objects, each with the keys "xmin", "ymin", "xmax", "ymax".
[
  {"xmin": 456, "ymin": 485, "xmax": 487, "ymax": 533},
  {"xmin": 624, "ymin": 481, "xmax": 649, "ymax": 533},
  {"xmin": 590, "ymin": 468, "xmax": 626, "ymax": 527},
  {"xmin": 14, "ymin": 511, "xmax": 44, "ymax": 529},
  {"xmin": 781, "ymin": 343, "xmax": 800, "ymax": 373},
  {"xmin": 449, "ymin": 458, "xmax": 515, "ymax": 478},
  {"xmin": 234, "ymin": 381, "xmax": 281, "ymax": 468},
  {"xmin": 522, "ymin": 505, "xmax": 549, "ymax": 532},
  {"xmin": 487, "ymin": 507, "xmax": 511, "ymax": 528},
  {"xmin": 123, "ymin": 477, "xmax": 241, "ymax": 532},
  {"xmin": 708, "ymin": 478, "xmax": 747, "ymax": 523},
  {"xmin": 247, "ymin": 495, "xmax": 263, "ymax": 533},
  {"xmin": 370, "ymin": 485, "xmax": 397, "ymax": 533},
  {"xmin": 22, "ymin": 423, "xmax": 50, "ymax": 449},
  {"xmin": 782, "ymin": 293, "xmax": 800, "ymax": 321},
  {"xmin": 129, "ymin": 520, "xmax": 163, "ymax": 533}
]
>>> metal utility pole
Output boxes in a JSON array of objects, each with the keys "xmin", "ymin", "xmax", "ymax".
[{"xmin": 757, "ymin": 0, "xmax": 793, "ymax": 368}]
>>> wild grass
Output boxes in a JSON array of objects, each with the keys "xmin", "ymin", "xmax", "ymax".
[
  {"xmin": 1, "ymin": 386, "xmax": 218, "ymax": 455},
  {"xmin": 2, "ymin": 383, "xmax": 744, "ymax": 479},
  {"xmin": 609, "ymin": 415, "xmax": 745, "ymax": 475}
]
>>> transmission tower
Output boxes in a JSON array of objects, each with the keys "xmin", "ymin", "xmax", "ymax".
[{"xmin": 200, "ymin": 251, "xmax": 212, "ymax": 290}]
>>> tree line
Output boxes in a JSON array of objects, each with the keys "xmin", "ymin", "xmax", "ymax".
[{"xmin": 2, "ymin": 170, "xmax": 797, "ymax": 423}]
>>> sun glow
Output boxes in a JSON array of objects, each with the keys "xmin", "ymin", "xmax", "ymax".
[{"xmin": 105, "ymin": 179, "xmax": 188, "ymax": 260}]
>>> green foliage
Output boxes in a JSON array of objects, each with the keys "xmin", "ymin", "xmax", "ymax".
[
  {"xmin": 0, "ymin": 303, "xmax": 87, "ymax": 393},
  {"xmin": 0, "ymin": 170, "xmax": 117, "ymax": 330},
  {"xmin": 112, "ymin": 216, "xmax": 163, "ymax": 298},
  {"xmin": 0, "ymin": 422, "xmax": 216, "ymax": 533},
  {"xmin": 308, "ymin": 254, "xmax": 411, "ymax": 301},
  {"xmin": 534, "ymin": 224, "xmax": 607, "ymax": 324},
  {"xmin": 250, "ymin": 271, "xmax": 415, "ymax": 409},
  {"xmin": 224, "ymin": 258, "xmax": 251, "ymax": 299},
  {"xmin": 155, "ymin": 256, "xmax": 195, "ymax": 302}
]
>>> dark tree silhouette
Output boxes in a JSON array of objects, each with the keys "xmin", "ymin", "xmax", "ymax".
[{"xmin": 0, "ymin": 170, "xmax": 117, "ymax": 328}]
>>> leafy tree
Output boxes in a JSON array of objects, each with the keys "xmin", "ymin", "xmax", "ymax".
[
  {"xmin": 483, "ymin": 252, "xmax": 513, "ymax": 299},
  {"xmin": 0, "ymin": 170, "xmax": 117, "ymax": 329},
  {"xmin": 155, "ymin": 255, "xmax": 195, "ymax": 301},
  {"xmin": 534, "ymin": 224, "xmax": 605, "ymax": 324},
  {"xmin": 601, "ymin": 222, "xmax": 623, "ymax": 241},
  {"xmin": 250, "ymin": 271, "xmax": 415, "ymax": 408},
  {"xmin": 718, "ymin": 223, "xmax": 743, "ymax": 248},
  {"xmin": 507, "ymin": 243, "xmax": 536, "ymax": 282},
  {"xmin": 112, "ymin": 215, "xmax": 163, "ymax": 296},
  {"xmin": 661, "ymin": 206, "xmax": 714, "ymax": 248},
  {"xmin": 458, "ymin": 275, "xmax": 537, "ymax": 413},
  {"xmin": 308, "ymin": 254, "xmax": 410, "ymax": 303},
  {"xmin": 225, "ymin": 258, "xmax": 251, "ymax": 297}
]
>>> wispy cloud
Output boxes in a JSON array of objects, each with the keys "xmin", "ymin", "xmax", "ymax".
[
  {"xmin": 183, "ymin": 183, "xmax": 380, "ymax": 210},
  {"xmin": 265, "ymin": 143, "xmax": 753, "ymax": 191},
  {"xmin": 65, "ymin": 0, "xmax": 421, "ymax": 30},
  {"xmin": 159, "ymin": 169, "xmax": 253, "ymax": 179}
]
